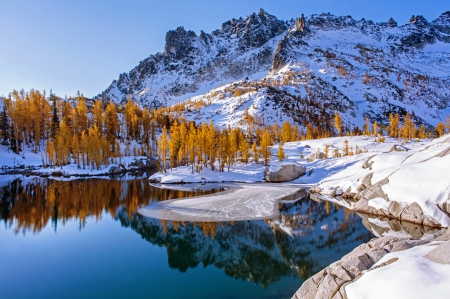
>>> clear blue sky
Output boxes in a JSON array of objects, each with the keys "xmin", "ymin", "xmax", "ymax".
[{"xmin": 1, "ymin": 0, "xmax": 448, "ymax": 98}]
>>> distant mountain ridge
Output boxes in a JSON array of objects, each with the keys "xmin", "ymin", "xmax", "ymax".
[{"xmin": 98, "ymin": 9, "xmax": 450, "ymax": 127}]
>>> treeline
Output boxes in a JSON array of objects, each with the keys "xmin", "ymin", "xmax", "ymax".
[
  {"xmin": 1, "ymin": 89, "xmax": 449, "ymax": 172},
  {"xmin": 157, "ymin": 111, "xmax": 449, "ymax": 173},
  {"xmin": 0, "ymin": 90, "xmax": 173, "ymax": 169}
]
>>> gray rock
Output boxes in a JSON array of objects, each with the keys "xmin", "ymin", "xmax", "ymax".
[
  {"xmin": 293, "ymin": 269, "xmax": 325, "ymax": 299},
  {"xmin": 310, "ymin": 186, "xmax": 322, "ymax": 194},
  {"xmin": 389, "ymin": 144, "xmax": 409, "ymax": 152},
  {"xmin": 329, "ymin": 263, "xmax": 353, "ymax": 281},
  {"xmin": 438, "ymin": 201, "xmax": 450, "ymax": 217},
  {"xmin": 384, "ymin": 239, "xmax": 429, "ymax": 252},
  {"xmin": 432, "ymin": 234, "xmax": 450, "ymax": 242},
  {"xmin": 400, "ymin": 202, "xmax": 425, "ymax": 224},
  {"xmin": 425, "ymin": 241, "xmax": 450, "ymax": 264},
  {"xmin": 388, "ymin": 201, "xmax": 404, "ymax": 218},
  {"xmin": 109, "ymin": 166, "xmax": 123, "ymax": 174},
  {"xmin": 291, "ymin": 235, "xmax": 438, "ymax": 299},
  {"xmin": 307, "ymin": 151, "xmax": 325, "ymax": 162},
  {"xmin": 361, "ymin": 173, "xmax": 373, "ymax": 188},
  {"xmin": 330, "ymin": 187, "xmax": 344, "ymax": 197},
  {"xmin": 314, "ymin": 272, "xmax": 340, "ymax": 299},
  {"xmin": 367, "ymin": 249, "xmax": 388, "ymax": 264},
  {"xmin": 340, "ymin": 254, "xmax": 372, "ymax": 277},
  {"xmin": 264, "ymin": 163, "xmax": 306, "ymax": 182},
  {"xmin": 362, "ymin": 155, "xmax": 376, "ymax": 169}
]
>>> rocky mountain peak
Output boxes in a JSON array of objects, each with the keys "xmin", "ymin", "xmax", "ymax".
[
  {"xmin": 219, "ymin": 9, "xmax": 286, "ymax": 50},
  {"xmin": 294, "ymin": 14, "xmax": 308, "ymax": 32},
  {"xmin": 307, "ymin": 13, "xmax": 356, "ymax": 29},
  {"xmin": 163, "ymin": 26, "xmax": 198, "ymax": 60},
  {"xmin": 387, "ymin": 17, "xmax": 398, "ymax": 27},
  {"xmin": 431, "ymin": 11, "xmax": 450, "ymax": 34},
  {"xmin": 408, "ymin": 15, "xmax": 429, "ymax": 27}
]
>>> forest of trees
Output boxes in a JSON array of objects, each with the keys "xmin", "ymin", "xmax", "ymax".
[{"xmin": 0, "ymin": 89, "xmax": 449, "ymax": 173}]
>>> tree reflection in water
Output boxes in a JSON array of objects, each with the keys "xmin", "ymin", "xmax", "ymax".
[
  {"xmin": 0, "ymin": 177, "xmax": 374, "ymax": 288},
  {"xmin": 0, "ymin": 177, "xmax": 220, "ymax": 234}
]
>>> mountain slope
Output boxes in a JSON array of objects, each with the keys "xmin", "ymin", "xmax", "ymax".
[{"xmin": 98, "ymin": 10, "xmax": 450, "ymax": 127}]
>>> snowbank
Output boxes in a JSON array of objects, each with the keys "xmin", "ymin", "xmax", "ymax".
[
  {"xmin": 149, "ymin": 163, "xmax": 266, "ymax": 183},
  {"xmin": 149, "ymin": 135, "xmax": 450, "ymax": 226},
  {"xmin": 346, "ymin": 240, "xmax": 450, "ymax": 299}
]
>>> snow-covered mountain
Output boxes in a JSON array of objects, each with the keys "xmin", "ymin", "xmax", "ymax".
[{"xmin": 98, "ymin": 10, "xmax": 450, "ymax": 127}]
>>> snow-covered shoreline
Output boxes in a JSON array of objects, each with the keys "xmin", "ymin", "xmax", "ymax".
[
  {"xmin": 149, "ymin": 134, "xmax": 450, "ymax": 227},
  {"xmin": 292, "ymin": 229, "xmax": 450, "ymax": 299}
]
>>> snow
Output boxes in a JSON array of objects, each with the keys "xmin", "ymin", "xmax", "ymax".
[
  {"xmin": 149, "ymin": 134, "xmax": 450, "ymax": 226},
  {"xmin": 0, "ymin": 141, "xmax": 151, "ymax": 177},
  {"xmin": 149, "ymin": 163, "xmax": 266, "ymax": 183},
  {"xmin": 368, "ymin": 197, "xmax": 390, "ymax": 211},
  {"xmin": 346, "ymin": 241, "xmax": 450, "ymax": 299},
  {"xmin": 138, "ymin": 184, "xmax": 303, "ymax": 222}
]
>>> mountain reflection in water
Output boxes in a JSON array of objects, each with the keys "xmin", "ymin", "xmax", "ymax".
[{"xmin": 1, "ymin": 177, "xmax": 374, "ymax": 290}]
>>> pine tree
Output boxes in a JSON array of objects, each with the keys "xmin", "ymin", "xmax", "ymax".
[
  {"xmin": 437, "ymin": 122, "xmax": 445, "ymax": 137},
  {"xmin": 260, "ymin": 128, "xmax": 272, "ymax": 165},
  {"xmin": 403, "ymin": 113, "xmax": 414, "ymax": 140},
  {"xmin": 281, "ymin": 121, "xmax": 292, "ymax": 142},
  {"xmin": 334, "ymin": 113, "xmax": 343, "ymax": 136},
  {"xmin": 50, "ymin": 94, "xmax": 59, "ymax": 140},
  {"xmin": 251, "ymin": 141, "xmax": 258, "ymax": 163},
  {"xmin": 0, "ymin": 103, "xmax": 9, "ymax": 145},
  {"xmin": 324, "ymin": 144, "xmax": 329, "ymax": 158},
  {"xmin": 277, "ymin": 142, "xmax": 285, "ymax": 161},
  {"xmin": 343, "ymin": 140, "xmax": 349, "ymax": 156},
  {"xmin": 446, "ymin": 115, "xmax": 450, "ymax": 133},
  {"xmin": 372, "ymin": 121, "xmax": 378, "ymax": 137},
  {"xmin": 157, "ymin": 126, "xmax": 169, "ymax": 173},
  {"xmin": 105, "ymin": 101, "xmax": 119, "ymax": 154}
]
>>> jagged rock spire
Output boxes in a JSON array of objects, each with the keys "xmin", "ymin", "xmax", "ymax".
[{"xmin": 387, "ymin": 17, "xmax": 397, "ymax": 27}]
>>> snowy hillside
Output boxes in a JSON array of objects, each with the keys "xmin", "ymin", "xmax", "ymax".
[{"xmin": 98, "ymin": 10, "xmax": 450, "ymax": 127}]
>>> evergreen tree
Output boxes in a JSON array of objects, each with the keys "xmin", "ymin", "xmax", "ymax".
[
  {"xmin": 334, "ymin": 113, "xmax": 343, "ymax": 136},
  {"xmin": 0, "ymin": 103, "xmax": 9, "ymax": 145}
]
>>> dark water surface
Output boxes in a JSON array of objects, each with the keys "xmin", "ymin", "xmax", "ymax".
[{"xmin": 0, "ymin": 177, "xmax": 374, "ymax": 299}]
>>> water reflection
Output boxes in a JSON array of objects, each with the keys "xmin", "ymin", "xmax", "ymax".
[
  {"xmin": 121, "ymin": 198, "xmax": 374, "ymax": 287},
  {"xmin": 0, "ymin": 177, "xmax": 375, "ymax": 289},
  {"xmin": 0, "ymin": 177, "xmax": 221, "ymax": 235}
]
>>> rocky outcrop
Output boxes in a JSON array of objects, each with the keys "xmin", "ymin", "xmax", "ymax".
[
  {"xmin": 350, "ymin": 172, "xmax": 443, "ymax": 227},
  {"xmin": 264, "ymin": 163, "xmax": 306, "ymax": 182},
  {"xmin": 426, "ymin": 240, "xmax": 450, "ymax": 264},
  {"xmin": 292, "ymin": 232, "xmax": 448, "ymax": 299},
  {"xmin": 389, "ymin": 144, "xmax": 408, "ymax": 152},
  {"xmin": 307, "ymin": 151, "xmax": 325, "ymax": 162}
]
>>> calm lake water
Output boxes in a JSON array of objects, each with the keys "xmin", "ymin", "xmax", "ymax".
[{"xmin": 0, "ymin": 177, "xmax": 374, "ymax": 299}]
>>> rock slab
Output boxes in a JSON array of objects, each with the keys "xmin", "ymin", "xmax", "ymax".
[
  {"xmin": 264, "ymin": 163, "xmax": 306, "ymax": 182},
  {"xmin": 292, "ymin": 233, "xmax": 449, "ymax": 299}
]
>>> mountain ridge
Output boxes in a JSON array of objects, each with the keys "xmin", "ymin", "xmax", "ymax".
[{"xmin": 98, "ymin": 9, "xmax": 450, "ymax": 128}]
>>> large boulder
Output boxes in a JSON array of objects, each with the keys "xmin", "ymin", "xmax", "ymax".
[
  {"xmin": 109, "ymin": 166, "xmax": 123, "ymax": 174},
  {"xmin": 264, "ymin": 163, "xmax": 306, "ymax": 182}
]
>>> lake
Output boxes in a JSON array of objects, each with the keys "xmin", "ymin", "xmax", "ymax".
[{"xmin": 0, "ymin": 176, "xmax": 374, "ymax": 299}]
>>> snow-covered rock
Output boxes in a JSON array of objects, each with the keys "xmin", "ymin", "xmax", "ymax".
[
  {"xmin": 389, "ymin": 144, "xmax": 409, "ymax": 152},
  {"xmin": 264, "ymin": 162, "xmax": 306, "ymax": 182},
  {"xmin": 292, "ymin": 231, "xmax": 450, "ymax": 299},
  {"xmin": 319, "ymin": 134, "xmax": 450, "ymax": 227}
]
